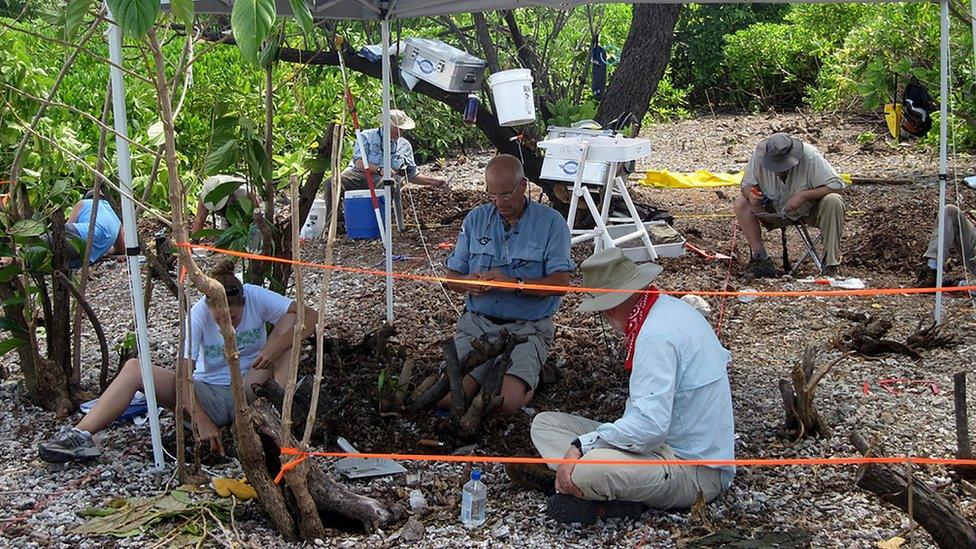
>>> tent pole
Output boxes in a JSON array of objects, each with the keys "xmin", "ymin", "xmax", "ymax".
[
  {"xmin": 106, "ymin": 7, "xmax": 164, "ymax": 468},
  {"xmin": 381, "ymin": 18, "xmax": 394, "ymax": 323},
  {"xmin": 972, "ymin": 0, "xmax": 976, "ymax": 78},
  {"xmin": 935, "ymin": 0, "xmax": 949, "ymax": 323}
]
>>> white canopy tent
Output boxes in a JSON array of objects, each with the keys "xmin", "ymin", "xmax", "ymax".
[{"xmin": 109, "ymin": 0, "xmax": 956, "ymax": 468}]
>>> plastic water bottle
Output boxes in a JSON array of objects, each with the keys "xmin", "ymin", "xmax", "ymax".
[
  {"xmin": 459, "ymin": 469, "xmax": 486, "ymax": 527},
  {"xmin": 463, "ymin": 94, "xmax": 479, "ymax": 125}
]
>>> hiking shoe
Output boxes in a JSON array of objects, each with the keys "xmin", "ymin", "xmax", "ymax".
[
  {"xmin": 915, "ymin": 264, "xmax": 938, "ymax": 288},
  {"xmin": 505, "ymin": 462, "xmax": 556, "ymax": 496},
  {"xmin": 38, "ymin": 427, "xmax": 100, "ymax": 463},
  {"xmin": 823, "ymin": 265, "xmax": 841, "ymax": 278},
  {"xmin": 747, "ymin": 256, "xmax": 777, "ymax": 278},
  {"xmin": 546, "ymin": 494, "xmax": 646, "ymax": 525}
]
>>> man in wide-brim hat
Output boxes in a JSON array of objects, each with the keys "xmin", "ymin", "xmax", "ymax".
[
  {"xmin": 734, "ymin": 132, "xmax": 846, "ymax": 278},
  {"xmin": 326, "ymin": 109, "xmax": 449, "ymax": 225},
  {"xmin": 506, "ymin": 248, "xmax": 736, "ymax": 525}
]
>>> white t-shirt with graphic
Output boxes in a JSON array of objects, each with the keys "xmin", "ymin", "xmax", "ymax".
[{"xmin": 186, "ymin": 284, "xmax": 293, "ymax": 386}]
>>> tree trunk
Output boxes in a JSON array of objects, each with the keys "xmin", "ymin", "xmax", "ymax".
[
  {"xmin": 37, "ymin": 212, "xmax": 77, "ymax": 414},
  {"xmin": 595, "ymin": 4, "xmax": 682, "ymax": 130}
]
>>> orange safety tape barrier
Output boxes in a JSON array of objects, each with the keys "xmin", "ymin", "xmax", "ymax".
[
  {"xmin": 177, "ymin": 242, "xmax": 976, "ymax": 299},
  {"xmin": 271, "ymin": 448, "xmax": 976, "ymax": 483}
]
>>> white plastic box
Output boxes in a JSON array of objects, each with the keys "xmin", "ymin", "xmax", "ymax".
[
  {"xmin": 539, "ymin": 126, "xmax": 615, "ymax": 184},
  {"xmin": 537, "ymin": 135, "xmax": 653, "ymax": 164},
  {"xmin": 401, "ymin": 38, "xmax": 487, "ymax": 93}
]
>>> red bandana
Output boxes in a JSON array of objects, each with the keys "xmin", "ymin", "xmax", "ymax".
[{"xmin": 624, "ymin": 287, "xmax": 660, "ymax": 371}]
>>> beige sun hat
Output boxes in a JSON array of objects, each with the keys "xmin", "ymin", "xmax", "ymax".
[
  {"xmin": 201, "ymin": 174, "xmax": 246, "ymax": 211},
  {"xmin": 384, "ymin": 109, "xmax": 416, "ymax": 130},
  {"xmin": 576, "ymin": 248, "xmax": 663, "ymax": 313},
  {"xmin": 757, "ymin": 132, "xmax": 804, "ymax": 172}
]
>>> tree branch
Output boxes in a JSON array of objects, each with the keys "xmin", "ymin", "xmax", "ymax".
[{"xmin": 54, "ymin": 270, "xmax": 109, "ymax": 391}]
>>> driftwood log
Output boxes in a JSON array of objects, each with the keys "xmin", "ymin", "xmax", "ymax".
[
  {"xmin": 779, "ymin": 346, "xmax": 847, "ymax": 440},
  {"xmin": 850, "ymin": 432, "xmax": 976, "ymax": 549},
  {"xmin": 834, "ymin": 311, "xmax": 960, "ymax": 359},
  {"xmin": 833, "ymin": 312, "xmax": 919, "ymax": 359},
  {"xmin": 406, "ymin": 331, "xmax": 525, "ymax": 440},
  {"xmin": 408, "ymin": 333, "xmax": 516, "ymax": 412}
]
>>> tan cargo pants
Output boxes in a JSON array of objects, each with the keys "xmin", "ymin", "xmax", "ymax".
[
  {"xmin": 530, "ymin": 411, "xmax": 723, "ymax": 509},
  {"xmin": 758, "ymin": 193, "xmax": 845, "ymax": 268},
  {"xmin": 924, "ymin": 204, "xmax": 976, "ymax": 276}
]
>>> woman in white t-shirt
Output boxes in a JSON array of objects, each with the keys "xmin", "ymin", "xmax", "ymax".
[{"xmin": 38, "ymin": 260, "xmax": 318, "ymax": 464}]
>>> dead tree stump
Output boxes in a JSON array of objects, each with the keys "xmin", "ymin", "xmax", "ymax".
[
  {"xmin": 779, "ymin": 346, "xmax": 847, "ymax": 440},
  {"xmin": 249, "ymin": 399, "xmax": 396, "ymax": 533},
  {"xmin": 953, "ymin": 371, "xmax": 976, "ymax": 481},
  {"xmin": 850, "ymin": 432, "xmax": 976, "ymax": 549}
]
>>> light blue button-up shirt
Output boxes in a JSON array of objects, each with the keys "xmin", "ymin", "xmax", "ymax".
[
  {"xmin": 349, "ymin": 128, "xmax": 418, "ymax": 179},
  {"xmin": 577, "ymin": 295, "xmax": 736, "ymax": 488},
  {"xmin": 446, "ymin": 200, "xmax": 574, "ymax": 321}
]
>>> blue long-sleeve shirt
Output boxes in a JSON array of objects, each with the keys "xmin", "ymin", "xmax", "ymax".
[
  {"xmin": 576, "ymin": 295, "xmax": 736, "ymax": 488},
  {"xmin": 349, "ymin": 128, "xmax": 418, "ymax": 179},
  {"xmin": 446, "ymin": 200, "xmax": 574, "ymax": 321}
]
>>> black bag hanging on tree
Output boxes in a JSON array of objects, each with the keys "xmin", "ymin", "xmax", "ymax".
[
  {"xmin": 591, "ymin": 40, "xmax": 607, "ymax": 102},
  {"xmin": 901, "ymin": 76, "xmax": 935, "ymax": 138}
]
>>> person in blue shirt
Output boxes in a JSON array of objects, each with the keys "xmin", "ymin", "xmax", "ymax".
[
  {"xmin": 440, "ymin": 154, "xmax": 574, "ymax": 414},
  {"xmin": 326, "ymin": 110, "xmax": 448, "ymax": 225},
  {"xmin": 49, "ymin": 194, "xmax": 124, "ymax": 268},
  {"xmin": 508, "ymin": 248, "xmax": 736, "ymax": 525}
]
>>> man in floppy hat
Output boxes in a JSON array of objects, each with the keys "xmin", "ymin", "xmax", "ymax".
[
  {"xmin": 190, "ymin": 174, "xmax": 255, "ymax": 234},
  {"xmin": 507, "ymin": 248, "xmax": 735, "ymax": 525},
  {"xmin": 439, "ymin": 154, "xmax": 574, "ymax": 415},
  {"xmin": 734, "ymin": 132, "xmax": 846, "ymax": 278},
  {"xmin": 325, "ymin": 109, "xmax": 448, "ymax": 223}
]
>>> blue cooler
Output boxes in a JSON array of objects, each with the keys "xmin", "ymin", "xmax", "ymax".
[{"xmin": 344, "ymin": 189, "xmax": 388, "ymax": 239}]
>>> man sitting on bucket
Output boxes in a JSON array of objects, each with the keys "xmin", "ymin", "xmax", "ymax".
[
  {"xmin": 326, "ymin": 109, "xmax": 448, "ymax": 222},
  {"xmin": 439, "ymin": 154, "xmax": 574, "ymax": 414},
  {"xmin": 734, "ymin": 132, "xmax": 846, "ymax": 278},
  {"xmin": 506, "ymin": 248, "xmax": 735, "ymax": 524}
]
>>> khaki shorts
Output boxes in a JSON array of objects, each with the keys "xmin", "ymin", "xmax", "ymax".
[
  {"xmin": 193, "ymin": 380, "xmax": 235, "ymax": 427},
  {"xmin": 452, "ymin": 311, "xmax": 555, "ymax": 391}
]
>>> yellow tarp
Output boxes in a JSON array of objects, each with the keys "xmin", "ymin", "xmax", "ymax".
[
  {"xmin": 641, "ymin": 170, "xmax": 852, "ymax": 189},
  {"xmin": 642, "ymin": 170, "xmax": 744, "ymax": 189}
]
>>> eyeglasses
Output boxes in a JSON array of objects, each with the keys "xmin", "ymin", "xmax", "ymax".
[{"xmin": 486, "ymin": 179, "xmax": 526, "ymax": 202}]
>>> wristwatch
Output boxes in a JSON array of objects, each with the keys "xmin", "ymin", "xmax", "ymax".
[
  {"xmin": 514, "ymin": 277, "xmax": 524, "ymax": 294},
  {"xmin": 570, "ymin": 438, "xmax": 583, "ymax": 453}
]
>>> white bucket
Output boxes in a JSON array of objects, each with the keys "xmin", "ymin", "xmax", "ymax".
[
  {"xmin": 488, "ymin": 69, "xmax": 535, "ymax": 127},
  {"xmin": 300, "ymin": 198, "xmax": 329, "ymax": 239}
]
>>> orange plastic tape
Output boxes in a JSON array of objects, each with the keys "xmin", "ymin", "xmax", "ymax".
[
  {"xmin": 278, "ymin": 448, "xmax": 976, "ymax": 468},
  {"xmin": 177, "ymin": 242, "xmax": 976, "ymax": 299}
]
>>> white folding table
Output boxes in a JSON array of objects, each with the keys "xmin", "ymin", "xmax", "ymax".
[{"xmin": 537, "ymin": 135, "xmax": 662, "ymax": 261}]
